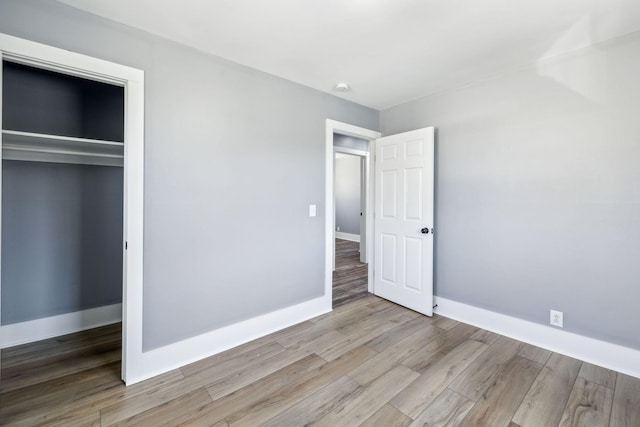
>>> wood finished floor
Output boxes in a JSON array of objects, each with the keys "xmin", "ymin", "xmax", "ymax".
[
  {"xmin": 2, "ymin": 297, "xmax": 640, "ymax": 424},
  {"xmin": 2, "ymin": 296, "xmax": 640, "ymax": 426},
  {"xmin": 333, "ymin": 238, "xmax": 369, "ymax": 308}
]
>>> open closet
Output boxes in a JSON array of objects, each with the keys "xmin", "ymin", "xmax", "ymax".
[
  {"xmin": 1, "ymin": 59, "xmax": 124, "ymax": 374},
  {"xmin": 0, "ymin": 33, "xmax": 145, "ymax": 385},
  {"xmin": 2, "ymin": 59, "xmax": 124, "ymax": 321}
]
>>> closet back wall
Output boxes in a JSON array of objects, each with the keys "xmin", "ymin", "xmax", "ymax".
[
  {"xmin": 1, "ymin": 161, "xmax": 123, "ymax": 324},
  {"xmin": 3, "ymin": 61, "xmax": 124, "ymax": 141}
]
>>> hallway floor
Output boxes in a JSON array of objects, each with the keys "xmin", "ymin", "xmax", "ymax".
[{"xmin": 333, "ymin": 238, "xmax": 369, "ymax": 308}]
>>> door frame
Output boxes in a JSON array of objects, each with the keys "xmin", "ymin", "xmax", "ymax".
[
  {"xmin": 0, "ymin": 33, "xmax": 145, "ymax": 384},
  {"xmin": 325, "ymin": 120, "xmax": 380, "ymax": 304}
]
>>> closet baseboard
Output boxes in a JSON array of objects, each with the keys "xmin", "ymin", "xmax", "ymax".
[{"xmin": 0, "ymin": 303, "xmax": 122, "ymax": 349}]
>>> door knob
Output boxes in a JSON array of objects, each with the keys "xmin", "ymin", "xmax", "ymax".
[{"xmin": 421, "ymin": 228, "xmax": 429, "ymax": 234}]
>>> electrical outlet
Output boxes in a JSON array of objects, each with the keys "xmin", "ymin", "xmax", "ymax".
[
  {"xmin": 550, "ymin": 310, "xmax": 563, "ymax": 328},
  {"xmin": 336, "ymin": 226, "xmax": 340, "ymax": 231}
]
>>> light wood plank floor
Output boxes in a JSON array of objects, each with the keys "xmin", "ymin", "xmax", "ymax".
[
  {"xmin": 2, "ymin": 296, "xmax": 639, "ymax": 426},
  {"xmin": 333, "ymin": 238, "xmax": 369, "ymax": 308}
]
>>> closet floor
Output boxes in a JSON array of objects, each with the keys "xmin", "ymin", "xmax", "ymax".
[
  {"xmin": 0, "ymin": 323, "xmax": 121, "ymax": 395},
  {"xmin": 333, "ymin": 238, "xmax": 369, "ymax": 308}
]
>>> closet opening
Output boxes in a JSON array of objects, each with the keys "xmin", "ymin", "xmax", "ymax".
[{"xmin": 1, "ymin": 59, "xmax": 125, "ymax": 387}]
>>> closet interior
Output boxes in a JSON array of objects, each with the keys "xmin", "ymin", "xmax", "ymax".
[{"xmin": 1, "ymin": 59, "xmax": 125, "ymax": 377}]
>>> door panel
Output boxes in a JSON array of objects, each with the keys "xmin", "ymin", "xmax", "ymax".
[
  {"xmin": 404, "ymin": 236, "xmax": 423, "ymax": 291},
  {"xmin": 381, "ymin": 233, "xmax": 397, "ymax": 284},
  {"xmin": 374, "ymin": 127, "xmax": 434, "ymax": 315},
  {"xmin": 405, "ymin": 168, "xmax": 423, "ymax": 220},
  {"xmin": 381, "ymin": 170, "xmax": 397, "ymax": 219}
]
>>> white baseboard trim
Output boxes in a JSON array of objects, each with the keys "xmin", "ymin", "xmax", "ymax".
[
  {"xmin": 434, "ymin": 296, "xmax": 640, "ymax": 379},
  {"xmin": 336, "ymin": 232, "xmax": 360, "ymax": 242},
  {"xmin": 127, "ymin": 295, "xmax": 332, "ymax": 385},
  {"xmin": 1, "ymin": 303, "xmax": 122, "ymax": 349}
]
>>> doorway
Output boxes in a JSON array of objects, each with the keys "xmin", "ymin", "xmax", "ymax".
[
  {"xmin": 325, "ymin": 120, "xmax": 436, "ymax": 317},
  {"xmin": 333, "ymin": 148, "xmax": 367, "ymax": 307},
  {"xmin": 324, "ymin": 120, "xmax": 380, "ymax": 308}
]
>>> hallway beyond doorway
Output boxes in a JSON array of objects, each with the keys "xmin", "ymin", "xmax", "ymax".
[{"xmin": 333, "ymin": 238, "xmax": 369, "ymax": 308}]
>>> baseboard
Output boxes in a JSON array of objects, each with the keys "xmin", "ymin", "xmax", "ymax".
[
  {"xmin": 336, "ymin": 231, "xmax": 360, "ymax": 242},
  {"xmin": 127, "ymin": 295, "xmax": 332, "ymax": 385},
  {"xmin": 1, "ymin": 303, "xmax": 122, "ymax": 349},
  {"xmin": 434, "ymin": 296, "xmax": 640, "ymax": 379}
]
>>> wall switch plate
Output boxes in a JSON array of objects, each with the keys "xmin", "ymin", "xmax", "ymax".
[
  {"xmin": 550, "ymin": 310, "xmax": 563, "ymax": 328},
  {"xmin": 309, "ymin": 204, "xmax": 317, "ymax": 217}
]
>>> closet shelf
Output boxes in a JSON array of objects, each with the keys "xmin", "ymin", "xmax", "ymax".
[{"xmin": 2, "ymin": 130, "xmax": 124, "ymax": 167}]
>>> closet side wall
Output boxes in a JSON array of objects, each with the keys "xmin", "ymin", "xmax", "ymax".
[{"xmin": 1, "ymin": 160, "xmax": 123, "ymax": 325}]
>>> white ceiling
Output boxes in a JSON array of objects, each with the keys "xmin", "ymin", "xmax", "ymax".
[{"xmin": 57, "ymin": 0, "xmax": 640, "ymax": 110}]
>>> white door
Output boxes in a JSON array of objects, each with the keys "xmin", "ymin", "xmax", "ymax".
[{"xmin": 374, "ymin": 127, "xmax": 434, "ymax": 315}]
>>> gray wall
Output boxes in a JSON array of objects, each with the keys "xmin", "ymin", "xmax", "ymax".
[
  {"xmin": 0, "ymin": 0, "xmax": 379, "ymax": 350},
  {"xmin": 1, "ymin": 160, "xmax": 123, "ymax": 324},
  {"xmin": 333, "ymin": 134, "xmax": 369, "ymax": 152},
  {"xmin": 334, "ymin": 155, "xmax": 361, "ymax": 235},
  {"xmin": 381, "ymin": 33, "xmax": 640, "ymax": 350}
]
